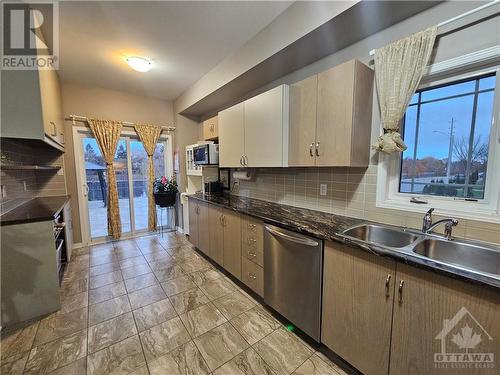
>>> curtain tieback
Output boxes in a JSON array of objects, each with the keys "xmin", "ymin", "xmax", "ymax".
[{"xmin": 372, "ymin": 128, "xmax": 407, "ymax": 154}]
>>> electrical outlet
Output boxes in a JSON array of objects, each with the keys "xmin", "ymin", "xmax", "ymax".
[{"xmin": 320, "ymin": 183, "xmax": 327, "ymax": 196}]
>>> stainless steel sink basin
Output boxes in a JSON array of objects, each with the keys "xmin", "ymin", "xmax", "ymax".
[
  {"xmin": 343, "ymin": 224, "xmax": 419, "ymax": 248},
  {"xmin": 413, "ymin": 238, "xmax": 500, "ymax": 276}
]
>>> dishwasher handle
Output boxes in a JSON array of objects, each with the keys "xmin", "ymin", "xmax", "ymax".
[{"xmin": 265, "ymin": 225, "xmax": 319, "ymax": 247}]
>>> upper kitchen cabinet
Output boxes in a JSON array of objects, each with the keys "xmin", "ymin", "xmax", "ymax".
[
  {"xmin": 1, "ymin": 28, "xmax": 65, "ymax": 151},
  {"xmin": 218, "ymin": 85, "xmax": 289, "ymax": 168},
  {"xmin": 202, "ymin": 115, "xmax": 219, "ymax": 140},
  {"xmin": 244, "ymin": 85, "xmax": 289, "ymax": 167},
  {"xmin": 289, "ymin": 59, "xmax": 373, "ymax": 167},
  {"xmin": 289, "ymin": 75, "xmax": 318, "ymax": 166},
  {"xmin": 219, "ymin": 102, "xmax": 245, "ymax": 167}
]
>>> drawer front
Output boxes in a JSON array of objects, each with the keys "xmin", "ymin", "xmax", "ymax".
[
  {"xmin": 241, "ymin": 216, "xmax": 264, "ymax": 266},
  {"xmin": 241, "ymin": 257, "xmax": 264, "ymax": 297}
]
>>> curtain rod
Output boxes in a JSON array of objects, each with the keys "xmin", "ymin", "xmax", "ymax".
[
  {"xmin": 368, "ymin": 0, "xmax": 499, "ymax": 56},
  {"xmin": 66, "ymin": 114, "xmax": 176, "ymax": 132}
]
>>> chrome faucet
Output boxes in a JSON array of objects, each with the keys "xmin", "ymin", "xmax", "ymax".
[
  {"xmin": 422, "ymin": 208, "xmax": 459, "ymax": 240},
  {"xmin": 422, "ymin": 208, "xmax": 434, "ymax": 233}
]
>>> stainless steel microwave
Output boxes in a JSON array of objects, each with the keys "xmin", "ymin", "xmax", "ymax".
[{"xmin": 193, "ymin": 143, "xmax": 219, "ymax": 165}]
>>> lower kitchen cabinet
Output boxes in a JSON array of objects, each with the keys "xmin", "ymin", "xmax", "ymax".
[
  {"xmin": 208, "ymin": 204, "xmax": 224, "ymax": 265},
  {"xmin": 242, "ymin": 256, "xmax": 264, "ymax": 296},
  {"xmin": 323, "ymin": 241, "xmax": 500, "ymax": 375},
  {"xmin": 322, "ymin": 241, "xmax": 396, "ymax": 375},
  {"xmin": 188, "ymin": 201, "xmax": 199, "ymax": 248},
  {"xmin": 188, "ymin": 200, "xmax": 209, "ymax": 253},
  {"xmin": 197, "ymin": 202, "xmax": 210, "ymax": 255},
  {"xmin": 389, "ymin": 264, "xmax": 500, "ymax": 375},
  {"xmin": 222, "ymin": 209, "xmax": 241, "ymax": 279},
  {"xmin": 193, "ymin": 198, "xmax": 241, "ymax": 280}
]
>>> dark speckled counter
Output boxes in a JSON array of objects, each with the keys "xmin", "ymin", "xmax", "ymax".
[
  {"xmin": 189, "ymin": 193, "xmax": 500, "ymax": 290},
  {"xmin": 0, "ymin": 196, "xmax": 70, "ymax": 226}
]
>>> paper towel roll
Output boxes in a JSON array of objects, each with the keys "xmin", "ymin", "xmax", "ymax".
[{"xmin": 233, "ymin": 171, "xmax": 252, "ymax": 180}]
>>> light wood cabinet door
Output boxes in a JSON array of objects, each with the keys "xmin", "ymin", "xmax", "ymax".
[
  {"xmin": 244, "ymin": 85, "xmax": 288, "ymax": 167},
  {"xmin": 203, "ymin": 116, "xmax": 218, "ymax": 140},
  {"xmin": 316, "ymin": 61, "xmax": 355, "ymax": 166},
  {"xmin": 208, "ymin": 205, "xmax": 224, "ymax": 266},
  {"xmin": 288, "ymin": 75, "xmax": 317, "ymax": 167},
  {"xmin": 219, "ymin": 103, "xmax": 245, "ymax": 167},
  {"xmin": 188, "ymin": 200, "xmax": 199, "ymax": 248},
  {"xmin": 222, "ymin": 209, "xmax": 241, "ymax": 279},
  {"xmin": 197, "ymin": 202, "xmax": 210, "ymax": 255},
  {"xmin": 390, "ymin": 264, "xmax": 500, "ymax": 375},
  {"xmin": 322, "ymin": 241, "xmax": 396, "ymax": 375},
  {"xmin": 316, "ymin": 60, "xmax": 373, "ymax": 166},
  {"xmin": 36, "ymin": 27, "xmax": 64, "ymax": 147}
]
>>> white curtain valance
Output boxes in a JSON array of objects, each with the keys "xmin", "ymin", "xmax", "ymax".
[{"xmin": 372, "ymin": 26, "xmax": 438, "ymax": 154}]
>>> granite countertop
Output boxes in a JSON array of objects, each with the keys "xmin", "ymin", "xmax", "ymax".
[
  {"xmin": 189, "ymin": 193, "xmax": 500, "ymax": 290},
  {"xmin": 0, "ymin": 196, "xmax": 70, "ymax": 226}
]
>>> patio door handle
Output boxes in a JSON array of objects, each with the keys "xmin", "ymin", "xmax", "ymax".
[{"xmin": 83, "ymin": 184, "xmax": 89, "ymax": 197}]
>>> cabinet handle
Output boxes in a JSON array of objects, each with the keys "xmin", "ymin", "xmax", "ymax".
[
  {"xmin": 315, "ymin": 142, "xmax": 320, "ymax": 157},
  {"xmin": 221, "ymin": 215, "xmax": 226, "ymax": 226},
  {"xmin": 210, "ymin": 124, "xmax": 214, "ymax": 132},
  {"xmin": 196, "ymin": 206, "xmax": 200, "ymax": 215},
  {"xmin": 244, "ymin": 155, "xmax": 248, "ymax": 166},
  {"xmin": 398, "ymin": 280, "xmax": 405, "ymax": 303},
  {"xmin": 385, "ymin": 274, "xmax": 392, "ymax": 297},
  {"xmin": 240, "ymin": 156, "xmax": 244, "ymax": 166},
  {"xmin": 247, "ymin": 272, "xmax": 256, "ymax": 281},
  {"xmin": 309, "ymin": 143, "xmax": 314, "ymax": 157},
  {"xmin": 50, "ymin": 121, "xmax": 57, "ymax": 136}
]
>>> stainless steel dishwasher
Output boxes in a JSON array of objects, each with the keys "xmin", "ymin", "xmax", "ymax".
[{"xmin": 264, "ymin": 224, "xmax": 323, "ymax": 341}]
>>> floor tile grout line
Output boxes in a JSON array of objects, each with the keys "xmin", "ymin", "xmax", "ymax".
[{"xmin": 122, "ymin": 260, "xmax": 151, "ymax": 375}]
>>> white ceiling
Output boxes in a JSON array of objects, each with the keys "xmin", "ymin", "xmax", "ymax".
[{"xmin": 58, "ymin": 1, "xmax": 292, "ymax": 101}]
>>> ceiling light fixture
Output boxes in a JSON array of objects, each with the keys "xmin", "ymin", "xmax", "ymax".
[{"xmin": 126, "ymin": 56, "xmax": 153, "ymax": 72}]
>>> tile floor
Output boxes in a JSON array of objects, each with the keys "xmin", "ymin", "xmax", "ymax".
[{"xmin": 0, "ymin": 232, "xmax": 350, "ymax": 375}]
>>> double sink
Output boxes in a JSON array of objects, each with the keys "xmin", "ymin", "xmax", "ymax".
[{"xmin": 341, "ymin": 224, "xmax": 500, "ymax": 279}]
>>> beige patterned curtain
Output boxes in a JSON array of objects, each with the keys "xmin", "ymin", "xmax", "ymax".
[
  {"xmin": 134, "ymin": 123, "xmax": 163, "ymax": 231},
  {"xmin": 372, "ymin": 26, "xmax": 437, "ymax": 153},
  {"xmin": 88, "ymin": 119, "xmax": 123, "ymax": 239}
]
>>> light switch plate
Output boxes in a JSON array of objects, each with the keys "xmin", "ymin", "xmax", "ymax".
[{"xmin": 320, "ymin": 183, "xmax": 327, "ymax": 196}]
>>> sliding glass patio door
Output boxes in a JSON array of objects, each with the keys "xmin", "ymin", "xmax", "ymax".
[
  {"xmin": 130, "ymin": 141, "xmax": 166, "ymax": 231},
  {"xmin": 82, "ymin": 137, "xmax": 131, "ymax": 239},
  {"xmin": 76, "ymin": 129, "xmax": 172, "ymax": 244}
]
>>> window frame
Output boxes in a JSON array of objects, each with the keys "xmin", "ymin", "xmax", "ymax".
[{"xmin": 376, "ymin": 66, "xmax": 500, "ymax": 223}]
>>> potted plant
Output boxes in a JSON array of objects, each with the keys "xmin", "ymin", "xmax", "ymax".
[{"xmin": 153, "ymin": 176, "xmax": 178, "ymax": 207}]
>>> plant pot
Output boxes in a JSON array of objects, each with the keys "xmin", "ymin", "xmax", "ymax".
[{"xmin": 154, "ymin": 192, "xmax": 177, "ymax": 207}]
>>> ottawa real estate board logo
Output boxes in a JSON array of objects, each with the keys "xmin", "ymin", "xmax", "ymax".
[
  {"xmin": 434, "ymin": 307, "xmax": 495, "ymax": 370},
  {"xmin": 2, "ymin": 1, "xmax": 59, "ymax": 70}
]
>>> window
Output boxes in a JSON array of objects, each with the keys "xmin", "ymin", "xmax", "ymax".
[
  {"xmin": 377, "ymin": 67, "xmax": 500, "ymax": 221},
  {"xmin": 400, "ymin": 74, "xmax": 496, "ymax": 200}
]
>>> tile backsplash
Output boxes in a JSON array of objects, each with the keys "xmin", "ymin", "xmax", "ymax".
[
  {"xmin": 0, "ymin": 138, "xmax": 66, "ymax": 214},
  {"xmin": 231, "ymin": 166, "xmax": 500, "ymax": 245}
]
